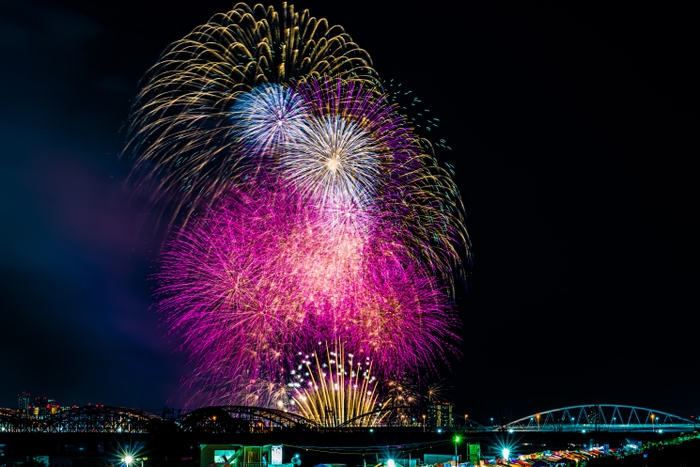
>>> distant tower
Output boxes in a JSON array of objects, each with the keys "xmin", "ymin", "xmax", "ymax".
[
  {"xmin": 18, "ymin": 391, "xmax": 30, "ymax": 414},
  {"xmin": 33, "ymin": 396, "xmax": 48, "ymax": 418},
  {"xmin": 427, "ymin": 401, "xmax": 454, "ymax": 428},
  {"xmin": 47, "ymin": 398, "xmax": 60, "ymax": 415},
  {"xmin": 162, "ymin": 407, "xmax": 175, "ymax": 420}
]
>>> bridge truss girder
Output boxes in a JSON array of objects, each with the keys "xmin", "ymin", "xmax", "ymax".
[
  {"xmin": 0, "ymin": 406, "xmax": 156, "ymax": 433},
  {"xmin": 179, "ymin": 405, "xmax": 318, "ymax": 433},
  {"xmin": 503, "ymin": 404, "xmax": 697, "ymax": 433}
]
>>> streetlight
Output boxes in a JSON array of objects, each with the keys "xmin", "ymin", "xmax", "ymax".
[
  {"xmin": 651, "ymin": 414, "xmax": 655, "ymax": 432},
  {"xmin": 453, "ymin": 435, "xmax": 461, "ymax": 461},
  {"xmin": 501, "ymin": 448, "xmax": 510, "ymax": 461},
  {"xmin": 122, "ymin": 454, "xmax": 145, "ymax": 467},
  {"xmin": 464, "ymin": 414, "xmax": 468, "ymax": 427}
]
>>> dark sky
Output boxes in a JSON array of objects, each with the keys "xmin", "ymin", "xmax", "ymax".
[{"xmin": 1, "ymin": 0, "xmax": 696, "ymax": 423}]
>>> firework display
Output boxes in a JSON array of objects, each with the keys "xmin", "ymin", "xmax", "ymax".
[
  {"xmin": 126, "ymin": 2, "xmax": 379, "ymax": 227},
  {"xmin": 157, "ymin": 180, "xmax": 459, "ymax": 406},
  {"xmin": 290, "ymin": 342, "xmax": 386, "ymax": 427},
  {"xmin": 128, "ymin": 3, "xmax": 469, "ymax": 410}
]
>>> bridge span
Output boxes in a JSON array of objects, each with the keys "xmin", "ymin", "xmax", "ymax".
[
  {"xmin": 1, "ymin": 403, "xmax": 696, "ymax": 434},
  {"xmin": 500, "ymin": 404, "xmax": 697, "ymax": 433}
]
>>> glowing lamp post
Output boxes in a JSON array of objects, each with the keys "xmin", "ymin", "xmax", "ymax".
[
  {"xmin": 122, "ymin": 454, "xmax": 145, "ymax": 467},
  {"xmin": 501, "ymin": 448, "xmax": 510, "ymax": 461},
  {"xmin": 453, "ymin": 435, "xmax": 461, "ymax": 461}
]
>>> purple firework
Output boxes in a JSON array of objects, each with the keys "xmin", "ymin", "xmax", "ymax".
[
  {"xmin": 131, "ymin": 5, "xmax": 470, "ymax": 410},
  {"xmin": 156, "ymin": 180, "xmax": 459, "ymax": 407}
]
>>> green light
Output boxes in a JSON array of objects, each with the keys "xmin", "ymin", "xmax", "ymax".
[{"xmin": 454, "ymin": 435, "xmax": 461, "ymax": 443}]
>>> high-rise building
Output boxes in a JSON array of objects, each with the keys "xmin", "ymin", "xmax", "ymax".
[
  {"xmin": 47, "ymin": 399, "xmax": 60, "ymax": 415},
  {"xmin": 17, "ymin": 390, "xmax": 30, "ymax": 414},
  {"xmin": 427, "ymin": 401, "xmax": 453, "ymax": 428}
]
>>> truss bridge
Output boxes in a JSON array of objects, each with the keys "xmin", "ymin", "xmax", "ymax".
[{"xmin": 501, "ymin": 404, "xmax": 697, "ymax": 433}]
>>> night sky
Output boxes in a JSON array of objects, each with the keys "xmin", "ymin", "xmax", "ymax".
[{"xmin": 1, "ymin": 0, "xmax": 696, "ymax": 423}]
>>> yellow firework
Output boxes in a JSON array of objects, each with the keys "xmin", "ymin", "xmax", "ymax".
[
  {"xmin": 126, "ymin": 2, "xmax": 379, "ymax": 228},
  {"xmin": 290, "ymin": 342, "xmax": 387, "ymax": 427}
]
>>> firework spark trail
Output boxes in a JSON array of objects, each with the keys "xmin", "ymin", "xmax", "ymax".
[
  {"xmin": 229, "ymin": 76, "xmax": 467, "ymax": 286},
  {"xmin": 290, "ymin": 341, "xmax": 387, "ymax": 427},
  {"xmin": 282, "ymin": 114, "xmax": 380, "ymax": 208},
  {"xmin": 156, "ymin": 181, "xmax": 460, "ymax": 406},
  {"xmin": 156, "ymin": 189, "xmax": 309, "ymax": 395},
  {"xmin": 291, "ymin": 77, "xmax": 468, "ymax": 288},
  {"xmin": 130, "ymin": 3, "xmax": 470, "ymax": 409},
  {"xmin": 280, "ymin": 78, "xmax": 415, "ymax": 211},
  {"xmin": 126, "ymin": 3, "xmax": 379, "ymax": 227},
  {"xmin": 230, "ymin": 83, "xmax": 310, "ymax": 159}
]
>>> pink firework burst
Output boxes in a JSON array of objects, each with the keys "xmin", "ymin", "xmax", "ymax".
[{"xmin": 156, "ymin": 180, "xmax": 459, "ymax": 407}]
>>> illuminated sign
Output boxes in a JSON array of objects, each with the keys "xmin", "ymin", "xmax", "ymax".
[
  {"xmin": 271, "ymin": 445, "xmax": 283, "ymax": 465},
  {"xmin": 214, "ymin": 450, "xmax": 237, "ymax": 465}
]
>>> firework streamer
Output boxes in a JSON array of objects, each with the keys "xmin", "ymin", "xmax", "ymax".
[{"xmin": 290, "ymin": 341, "xmax": 388, "ymax": 427}]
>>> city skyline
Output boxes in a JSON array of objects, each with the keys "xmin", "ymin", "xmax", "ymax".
[{"xmin": 1, "ymin": 0, "xmax": 695, "ymax": 422}]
